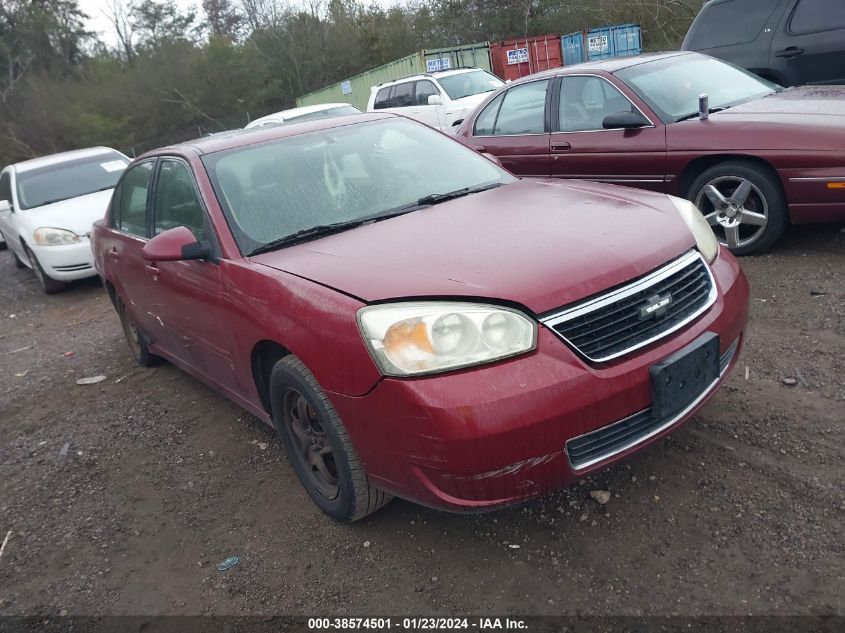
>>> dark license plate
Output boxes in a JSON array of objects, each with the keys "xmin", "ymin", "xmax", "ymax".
[{"xmin": 650, "ymin": 333, "xmax": 720, "ymax": 419}]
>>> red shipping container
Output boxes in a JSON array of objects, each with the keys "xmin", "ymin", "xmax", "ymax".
[{"xmin": 491, "ymin": 34, "xmax": 563, "ymax": 81}]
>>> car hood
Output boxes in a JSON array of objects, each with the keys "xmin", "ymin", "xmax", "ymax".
[
  {"xmin": 721, "ymin": 86, "xmax": 845, "ymax": 117},
  {"xmin": 21, "ymin": 189, "xmax": 114, "ymax": 236},
  {"xmin": 448, "ymin": 92, "xmax": 495, "ymax": 111},
  {"xmin": 251, "ymin": 180, "xmax": 695, "ymax": 314}
]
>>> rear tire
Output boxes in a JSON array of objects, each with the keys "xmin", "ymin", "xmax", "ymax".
[
  {"xmin": 116, "ymin": 295, "xmax": 161, "ymax": 367},
  {"xmin": 24, "ymin": 246, "xmax": 66, "ymax": 294},
  {"xmin": 269, "ymin": 355, "xmax": 392, "ymax": 522},
  {"xmin": 687, "ymin": 161, "xmax": 788, "ymax": 256}
]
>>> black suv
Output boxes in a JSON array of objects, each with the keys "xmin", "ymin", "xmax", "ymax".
[{"xmin": 682, "ymin": 0, "xmax": 845, "ymax": 86}]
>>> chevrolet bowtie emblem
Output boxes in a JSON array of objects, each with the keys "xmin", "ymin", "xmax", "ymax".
[{"xmin": 639, "ymin": 292, "xmax": 673, "ymax": 320}]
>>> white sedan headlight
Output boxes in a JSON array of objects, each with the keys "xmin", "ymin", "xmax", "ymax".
[
  {"xmin": 33, "ymin": 227, "xmax": 81, "ymax": 246},
  {"xmin": 358, "ymin": 302, "xmax": 537, "ymax": 376},
  {"xmin": 668, "ymin": 196, "xmax": 719, "ymax": 264}
]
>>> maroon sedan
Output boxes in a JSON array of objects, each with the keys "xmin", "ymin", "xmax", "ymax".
[
  {"xmin": 93, "ymin": 114, "xmax": 749, "ymax": 521},
  {"xmin": 455, "ymin": 51, "xmax": 845, "ymax": 255}
]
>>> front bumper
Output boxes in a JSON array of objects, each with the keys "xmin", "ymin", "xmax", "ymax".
[
  {"xmin": 31, "ymin": 240, "xmax": 97, "ymax": 281},
  {"xmin": 328, "ymin": 250, "xmax": 749, "ymax": 512}
]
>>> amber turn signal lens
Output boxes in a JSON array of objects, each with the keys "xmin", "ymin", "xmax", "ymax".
[{"xmin": 827, "ymin": 182, "xmax": 845, "ymax": 190}]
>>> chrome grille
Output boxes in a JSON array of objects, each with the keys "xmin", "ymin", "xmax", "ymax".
[{"xmin": 542, "ymin": 251, "xmax": 716, "ymax": 362}]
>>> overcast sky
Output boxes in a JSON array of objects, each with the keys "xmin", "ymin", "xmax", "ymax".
[{"xmin": 78, "ymin": 0, "xmax": 402, "ymax": 45}]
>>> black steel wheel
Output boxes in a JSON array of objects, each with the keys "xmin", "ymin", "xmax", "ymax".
[{"xmin": 269, "ymin": 355, "xmax": 392, "ymax": 522}]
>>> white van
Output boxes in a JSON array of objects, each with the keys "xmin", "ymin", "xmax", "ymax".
[{"xmin": 366, "ymin": 68, "xmax": 504, "ymax": 132}]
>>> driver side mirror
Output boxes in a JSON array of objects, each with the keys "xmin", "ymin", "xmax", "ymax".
[
  {"xmin": 602, "ymin": 111, "xmax": 650, "ymax": 130},
  {"xmin": 142, "ymin": 226, "xmax": 210, "ymax": 262},
  {"xmin": 0, "ymin": 199, "xmax": 12, "ymax": 214},
  {"xmin": 427, "ymin": 95, "xmax": 444, "ymax": 106}
]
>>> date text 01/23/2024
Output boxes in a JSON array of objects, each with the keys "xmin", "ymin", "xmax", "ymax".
[{"xmin": 308, "ymin": 617, "xmax": 528, "ymax": 630}]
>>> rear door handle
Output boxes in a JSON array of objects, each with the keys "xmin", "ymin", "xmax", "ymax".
[
  {"xmin": 775, "ymin": 47, "xmax": 804, "ymax": 58},
  {"xmin": 108, "ymin": 247, "xmax": 119, "ymax": 260},
  {"xmin": 145, "ymin": 264, "xmax": 160, "ymax": 280},
  {"xmin": 551, "ymin": 142, "xmax": 572, "ymax": 152}
]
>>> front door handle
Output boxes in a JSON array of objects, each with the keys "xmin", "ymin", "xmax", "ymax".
[
  {"xmin": 551, "ymin": 142, "xmax": 572, "ymax": 152},
  {"xmin": 145, "ymin": 264, "xmax": 160, "ymax": 280},
  {"xmin": 472, "ymin": 145, "xmax": 487, "ymax": 152},
  {"xmin": 775, "ymin": 47, "xmax": 804, "ymax": 58},
  {"xmin": 108, "ymin": 247, "xmax": 119, "ymax": 260}
]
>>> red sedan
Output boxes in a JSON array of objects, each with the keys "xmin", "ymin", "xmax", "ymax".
[
  {"xmin": 92, "ymin": 114, "xmax": 749, "ymax": 521},
  {"xmin": 455, "ymin": 51, "xmax": 845, "ymax": 255}
]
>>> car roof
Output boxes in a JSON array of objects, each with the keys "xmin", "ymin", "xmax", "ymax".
[
  {"xmin": 377, "ymin": 67, "xmax": 486, "ymax": 88},
  {"xmin": 247, "ymin": 103, "xmax": 358, "ymax": 126},
  {"xmin": 145, "ymin": 112, "xmax": 396, "ymax": 158},
  {"xmin": 516, "ymin": 51, "xmax": 693, "ymax": 82},
  {"xmin": 12, "ymin": 147, "xmax": 122, "ymax": 173}
]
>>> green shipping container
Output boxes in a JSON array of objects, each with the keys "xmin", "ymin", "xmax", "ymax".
[
  {"xmin": 296, "ymin": 42, "xmax": 492, "ymax": 111},
  {"xmin": 421, "ymin": 42, "xmax": 492, "ymax": 74}
]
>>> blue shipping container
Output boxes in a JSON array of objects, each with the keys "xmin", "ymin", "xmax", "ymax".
[{"xmin": 561, "ymin": 23, "xmax": 641, "ymax": 65}]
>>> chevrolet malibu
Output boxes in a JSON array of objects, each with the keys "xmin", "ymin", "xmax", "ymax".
[{"xmin": 92, "ymin": 115, "xmax": 749, "ymax": 522}]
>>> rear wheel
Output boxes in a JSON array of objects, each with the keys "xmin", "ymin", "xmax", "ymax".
[
  {"xmin": 269, "ymin": 355, "xmax": 392, "ymax": 522},
  {"xmin": 116, "ymin": 295, "xmax": 161, "ymax": 367},
  {"xmin": 24, "ymin": 246, "xmax": 66, "ymax": 294},
  {"xmin": 688, "ymin": 161, "xmax": 788, "ymax": 255}
]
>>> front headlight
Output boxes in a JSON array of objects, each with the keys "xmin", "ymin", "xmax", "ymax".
[
  {"xmin": 668, "ymin": 196, "xmax": 719, "ymax": 264},
  {"xmin": 358, "ymin": 302, "xmax": 537, "ymax": 377},
  {"xmin": 33, "ymin": 227, "xmax": 81, "ymax": 246}
]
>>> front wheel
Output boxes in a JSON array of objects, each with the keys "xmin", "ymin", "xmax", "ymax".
[
  {"xmin": 687, "ymin": 161, "xmax": 788, "ymax": 256},
  {"xmin": 269, "ymin": 355, "xmax": 392, "ymax": 522},
  {"xmin": 24, "ymin": 246, "xmax": 66, "ymax": 294}
]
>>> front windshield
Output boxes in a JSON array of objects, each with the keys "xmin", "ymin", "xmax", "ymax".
[
  {"xmin": 202, "ymin": 118, "xmax": 514, "ymax": 254},
  {"xmin": 16, "ymin": 152, "xmax": 128, "ymax": 210},
  {"xmin": 438, "ymin": 70, "xmax": 504, "ymax": 101},
  {"xmin": 615, "ymin": 55, "xmax": 780, "ymax": 123}
]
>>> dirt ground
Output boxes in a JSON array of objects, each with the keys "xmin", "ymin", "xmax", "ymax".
[{"xmin": 0, "ymin": 225, "xmax": 843, "ymax": 618}]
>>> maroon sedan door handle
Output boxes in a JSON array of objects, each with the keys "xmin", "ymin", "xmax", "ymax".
[
  {"xmin": 108, "ymin": 247, "xmax": 119, "ymax": 260},
  {"xmin": 472, "ymin": 145, "xmax": 487, "ymax": 152},
  {"xmin": 551, "ymin": 142, "xmax": 572, "ymax": 152},
  {"xmin": 145, "ymin": 264, "xmax": 160, "ymax": 280}
]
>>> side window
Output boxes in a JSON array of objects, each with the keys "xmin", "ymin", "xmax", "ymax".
[
  {"xmin": 113, "ymin": 161, "xmax": 153, "ymax": 237},
  {"xmin": 415, "ymin": 80, "xmax": 439, "ymax": 105},
  {"xmin": 153, "ymin": 160, "xmax": 206, "ymax": 240},
  {"xmin": 0, "ymin": 170, "xmax": 11, "ymax": 204},
  {"xmin": 491, "ymin": 80, "xmax": 549, "ymax": 135},
  {"xmin": 373, "ymin": 86, "xmax": 392, "ymax": 110},
  {"xmin": 688, "ymin": 0, "xmax": 779, "ymax": 48},
  {"xmin": 473, "ymin": 93, "xmax": 504, "ymax": 135},
  {"xmin": 391, "ymin": 82, "xmax": 414, "ymax": 108},
  {"xmin": 559, "ymin": 76, "xmax": 636, "ymax": 132},
  {"xmin": 789, "ymin": 0, "xmax": 845, "ymax": 34}
]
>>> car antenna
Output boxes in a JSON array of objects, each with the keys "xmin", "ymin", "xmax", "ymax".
[{"xmin": 699, "ymin": 94, "xmax": 709, "ymax": 120}]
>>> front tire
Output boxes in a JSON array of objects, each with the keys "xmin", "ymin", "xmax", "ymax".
[
  {"xmin": 116, "ymin": 295, "xmax": 161, "ymax": 367},
  {"xmin": 11, "ymin": 247, "xmax": 25, "ymax": 269},
  {"xmin": 24, "ymin": 246, "xmax": 66, "ymax": 294},
  {"xmin": 687, "ymin": 161, "xmax": 788, "ymax": 255},
  {"xmin": 269, "ymin": 355, "xmax": 392, "ymax": 522}
]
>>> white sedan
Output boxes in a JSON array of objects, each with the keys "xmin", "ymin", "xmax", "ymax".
[
  {"xmin": 0, "ymin": 147, "xmax": 129, "ymax": 294},
  {"xmin": 244, "ymin": 103, "xmax": 362, "ymax": 129}
]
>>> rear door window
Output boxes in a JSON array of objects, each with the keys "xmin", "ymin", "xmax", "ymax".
[
  {"xmin": 490, "ymin": 80, "xmax": 549, "ymax": 135},
  {"xmin": 391, "ymin": 82, "xmax": 414, "ymax": 107},
  {"xmin": 689, "ymin": 0, "xmax": 780, "ymax": 47},
  {"xmin": 789, "ymin": 0, "xmax": 845, "ymax": 34},
  {"xmin": 112, "ymin": 161, "xmax": 154, "ymax": 238}
]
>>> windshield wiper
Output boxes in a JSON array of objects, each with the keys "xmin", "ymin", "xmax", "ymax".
[
  {"xmin": 416, "ymin": 182, "xmax": 503, "ymax": 206},
  {"xmin": 248, "ymin": 206, "xmax": 424, "ymax": 256},
  {"xmin": 676, "ymin": 106, "xmax": 728, "ymax": 122},
  {"xmin": 36, "ymin": 196, "xmax": 74, "ymax": 206}
]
